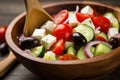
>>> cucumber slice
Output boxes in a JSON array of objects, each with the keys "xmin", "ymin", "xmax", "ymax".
[
  {"xmin": 94, "ymin": 43, "xmax": 112, "ymax": 57},
  {"xmin": 30, "ymin": 45, "xmax": 46, "ymax": 58},
  {"xmin": 67, "ymin": 46, "xmax": 76, "ymax": 55},
  {"xmin": 91, "ymin": 46, "xmax": 95, "ymax": 53},
  {"xmin": 74, "ymin": 24, "xmax": 94, "ymax": 42},
  {"xmin": 97, "ymin": 32, "xmax": 108, "ymax": 41},
  {"xmin": 65, "ymin": 41, "xmax": 74, "ymax": 49},
  {"xmin": 77, "ymin": 46, "xmax": 87, "ymax": 60},
  {"xmin": 104, "ymin": 12, "xmax": 119, "ymax": 31}
]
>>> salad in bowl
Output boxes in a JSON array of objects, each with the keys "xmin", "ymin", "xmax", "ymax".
[{"xmin": 18, "ymin": 5, "xmax": 120, "ymax": 60}]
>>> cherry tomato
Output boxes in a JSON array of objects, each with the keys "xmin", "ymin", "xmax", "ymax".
[
  {"xmin": 0, "ymin": 26, "xmax": 7, "ymax": 42},
  {"xmin": 76, "ymin": 12, "xmax": 94, "ymax": 22},
  {"xmin": 93, "ymin": 16, "xmax": 111, "ymax": 33},
  {"xmin": 95, "ymin": 36, "xmax": 107, "ymax": 42},
  {"xmin": 52, "ymin": 39, "xmax": 65, "ymax": 55},
  {"xmin": 52, "ymin": 24, "xmax": 73, "ymax": 41},
  {"xmin": 60, "ymin": 54, "xmax": 78, "ymax": 60},
  {"xmin": 54, "ymin": 10, "xmax": 68, "ymax": 24}
]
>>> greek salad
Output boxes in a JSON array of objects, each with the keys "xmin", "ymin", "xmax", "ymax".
[{"xmin": 18, "ymin": 5, "xmax": 120, "ymax": 60}]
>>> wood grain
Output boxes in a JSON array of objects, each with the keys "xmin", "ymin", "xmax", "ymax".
[{"xmin": 0, "ymin": 52, "xmax": 16, "ymax": 77}]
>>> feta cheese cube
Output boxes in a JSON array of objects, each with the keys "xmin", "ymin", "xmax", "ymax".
[
  {"xmin": 68, "ymin": 13, "xmax": 79, "ymax": 27},
  {"xmin": 32, "ymin": 29, "xmax": 46, "ymax": 40},
  {"xmin": 41, "ymin": 20, "xmax": 56, "ymax": 34},
  {"xmin": 107, "ymin": 28, "xmax": 119, "ymax": 39},
  {"xmin": 43, "ymin": 51, "xmax": 56, "ymax": 60},
  {"xmin": 81, "ymin": 18, "xmax": 95, "ymax": 29},
  {"xmin": 81, "ymin": 5, "xmax": 94, "ymax": 15},
  {"xmin": 41, "ymin": 34, "xmax": 56, "ymax": 50}
]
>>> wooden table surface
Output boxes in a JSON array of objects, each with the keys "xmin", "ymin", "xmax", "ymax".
[{"xmin": 1, "ymin": 0, "xmax": 120, "ymax": 80}]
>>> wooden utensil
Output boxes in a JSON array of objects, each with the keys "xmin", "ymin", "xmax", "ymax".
[
  {"xmin": 0, "ymin": 51, "xmax": 17, "ymax": 77},
  {"xmin": 23, "ymin": 0, "xmax": 53, "ymax": 37}
]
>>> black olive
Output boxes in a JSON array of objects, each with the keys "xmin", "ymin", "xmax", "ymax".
[
  {"xmin": 0, "ymin": 42, "xmax": 10, "ymax": 56},
  {"xmin": 72, "ymin": 32, "xmax": 87, "ymax": 46},
  {"xmin": 19, "ymin": 37, "xmax": 40, "ymax": 49},
  {"xmin": 109, "ymin": 37, "xmax": 120, "ymax": 49}
]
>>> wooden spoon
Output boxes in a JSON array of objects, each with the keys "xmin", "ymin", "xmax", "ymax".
[
  {"xmin": 23, "ymin": 0, "xmax": 53, "ymax": 37},
  {"xmin": 0, "ymin": 52, "xmax": 17, "ymax": 77}
]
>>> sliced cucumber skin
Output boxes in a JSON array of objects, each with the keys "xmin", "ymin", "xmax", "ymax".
[
  {"xmin": 77, "ymin": 46, "xmax": 87, "ymax": 60},
  {"xmin": 30, "ymin": 45, "xmax": 46, "ymax": 58},
  {"xmin": 94, "ymin": 43, "xmax": 112, "ymax": 57},
  {"xmin": 67, "ymin": 46, "xmax": 76, "ymax": 55},
  {"xmin": 74, "ymin": 24, "xmax": 94, "ymax": 42},
  {"xmin": 104, "ymin": 12, "xmax": 120, "ymax": 31}
]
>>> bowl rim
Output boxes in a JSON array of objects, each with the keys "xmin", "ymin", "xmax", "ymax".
[{"xmin": 6, "ymin": 1, "xmax": 120, "ymax": 65}]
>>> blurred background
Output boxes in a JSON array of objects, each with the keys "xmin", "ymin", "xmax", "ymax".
[
  {"xmin": 0, "ymin": 0, "xmax": 120, "ymax": 25},
  {"xmin": 0, "ymin": 0, "xmax": 120, "ymax": 80}
]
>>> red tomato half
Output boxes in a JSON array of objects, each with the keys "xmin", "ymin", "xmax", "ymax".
[
  {"xmin": 93, "ymin": 16, "xmax": 111, "ymax": 33},
  {"xmin": 0, "ymin": 26, "xmax": 7, "ymax": 42},
  {"xmin": 52, "ymin": 39, "xmax": 65, "ymax": 55},
  {"xmin": 52, "ymin": 24, "xmax": 73, "ymax": 41},
  {"xmin": 60, "ymin": 54, "xmax": 78, "ymax": 60},
  {"xmin": 76, "ymin": 12, "xmax": 94, "ymax": 22},
  {"xmin": 54, "ymin": 10, "xmax": 68, "ymax": 24}
]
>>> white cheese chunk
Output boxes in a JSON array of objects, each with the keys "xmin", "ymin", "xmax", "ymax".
[
  {"xmin": 81, "ymin": 18, "xmax": 95, "ymax": 29},
  {"xmin": 107, "ymin": 28, "xmax": 118, "ymax": 39},
  {"xmin": 41, "ymin": 34, "xmax": 56, "ymax": 50},
  {"xmin": 81, "ymin": 5, "xmax": 94, "ymax": 15},
  {"xmin": 41, "ymin": 20, "xmax": 56, "ymax": 34},
  {"xmin": 68, "ymin": 13, "xmax": 79, "ymax": 27},
  {"xmin": 32, "ymin": 29, "xmax": 46, "ymax": 40},
  {"xmin": 43, "ymin": 51, "xmax": 56, "ymax": 60}
]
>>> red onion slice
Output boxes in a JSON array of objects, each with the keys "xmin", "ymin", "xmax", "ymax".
[
  {"xmin": 75, "ymin": 5, "xmax": 79, "ymax": 13},
  {"xmin": 84, "ymin": 41, "xmax": 112, "ymax": 58}
]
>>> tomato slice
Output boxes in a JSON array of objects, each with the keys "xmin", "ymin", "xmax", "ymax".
[
  {"xmin": 76, "ymin": 12, "xmax": 94, "ymax": 22},
  {"xmin": 95, "ymin": 36, "xmax": 107, "ymax": 42},
  {"xmin": 60, "ymin": 54, "xmax": 78, "ymax": 60},
  {"xmin": 52, "ymin": 39, "xmax": 65, "ymax": 55},
  {"xmin": 54, "ymin": 10, "xmax": 68, "ymax": 24},
  {"xmin": 93, "ymin": 16, "xmax": 111, "ymax": 33},
  {"xmin": 52, "ymin": 24, "xmax": 73, "ymax": 41}
]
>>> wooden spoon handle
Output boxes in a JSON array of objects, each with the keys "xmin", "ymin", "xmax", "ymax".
[
  {"xmin": 24, "ymin": 0, "xmax": 52, "ymax": 17},
  {"xmin": 24, "ymin": 0, "xmax": 41, "ymax": 11},
  {"xmin": 24, "ymin": 0, "xmax": 53, "ymax": 37},
  {"xmin": 0, "ymin": 52, "xmax": 17, "ymax": 77}
]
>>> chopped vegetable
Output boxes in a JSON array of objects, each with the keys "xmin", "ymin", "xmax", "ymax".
[
  {"xmin": 74, "ymin": 24, "xmax": 94, "ymax": 42},
  {"xmin": 84, "ymin": 41, "xmax": 112, "ymax": 58},
  {"xmin": 52, "ymin": 24, "xmax": 73, "ymax": 41},
  {"xmin": 60, "ymin": 54, "xmax": 78, "ymax": 60},
  {"xmin": 18, "ymin": 5, "xmax": 120, "ymax": 60},
  {"xmin": 54, "ymin": 10, "xmax": 68, "ymax": 24},
  {"xmin": 52, "ymin": 39, "xmax": 65, "ymax": 55},
  {"xmin": 31, "ymin": 45, "xmax": 46, "ymax": 58}
]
